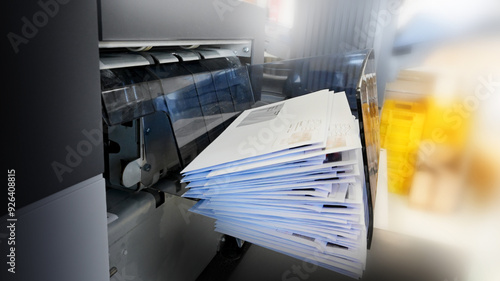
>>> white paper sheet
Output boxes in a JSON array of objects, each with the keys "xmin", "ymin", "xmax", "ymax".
[
  {"xmin": 180, "ymin": 90, "xmax": 369, "ymax": 279},
  {"xmin": 181, "ymin": 90, "xmax": 331, "ymax": 174}
]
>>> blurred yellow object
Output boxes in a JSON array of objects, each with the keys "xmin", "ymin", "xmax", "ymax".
[
  {"xmin": 407, "ymin": 96, "xmax": 471, "ymax": 212},
  {"xmin": 467, "ymin": 137, "xmax": 500, "ymax": 206},
  {"xmin": 409, "ymin": 144, "xmax": 465, "ymax": 213},
  {"xmin": 421, "ymin": 96, "xmax": 470, "ymax": 149},
  {"xmin": 380, "ymin": 99, "xmax": 427, "ymax": 194}
]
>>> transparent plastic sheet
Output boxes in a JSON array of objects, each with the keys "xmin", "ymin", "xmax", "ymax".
[
  {"xmin": 246, "ymin": 51, "xmax": 370, "ymax": 117},
  {"xmin": 101, "ymin": 56, "xmax": 255, "ymax": 167},
  {"xmin": 100, "ymin": 67, "xmax": 157, "ymax": 125}
]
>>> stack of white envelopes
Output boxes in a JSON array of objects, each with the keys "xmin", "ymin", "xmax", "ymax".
[{"xmin": 181, "ymin": 90, "xmax": 368, "ymax": 278}]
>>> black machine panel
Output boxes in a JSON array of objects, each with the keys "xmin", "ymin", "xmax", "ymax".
[
  {"xmin": 98, "ymin": 0, "xmax": 266, "ymax": 64},
  {"xmin": 4, "ymin": 0, "xmax": 103, "ymax": 215}
]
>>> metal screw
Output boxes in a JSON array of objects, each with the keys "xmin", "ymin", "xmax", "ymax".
[
  {"xmin": 109, "ymin": 267, "xmax": 118, "ymax": 278},
  {"xmin": 143, "ymin": 164, "xmax": 151, "ymax": 172},
  {"xmin": 242, "ymin": 47, "xmax": 250, "ymax": 53}
]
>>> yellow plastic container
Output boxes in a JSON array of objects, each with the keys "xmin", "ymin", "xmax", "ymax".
[
  {"xmin": 420, "ymin": 96, "xmax": 470, "ymax": 149},
  {"xmin": 380, "ymin": 99, "xmax": 427, "ymax": 194}
]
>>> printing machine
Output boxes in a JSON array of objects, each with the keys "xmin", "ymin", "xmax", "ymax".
[
  {"xmin": 3, "ymin": 1, "xmax": 379, "ymax": 280},
  {"xmin": 100, "ymin": 48, "xmax": 380, "ymax": 281}
]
